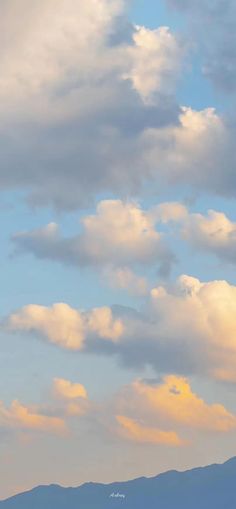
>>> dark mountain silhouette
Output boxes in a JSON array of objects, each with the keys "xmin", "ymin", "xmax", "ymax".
[{"xmin": 1, "ymin": 456, "xmax": 236, "ymax": 509}]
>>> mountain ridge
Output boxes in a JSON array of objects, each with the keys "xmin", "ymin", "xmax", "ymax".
[{"xmin": 1, "ymin": 456, "xmax": 236, "ymax": 508}]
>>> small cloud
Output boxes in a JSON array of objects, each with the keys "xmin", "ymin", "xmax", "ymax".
[
  {"xmin": 0, "ymin": 400, "xmax": 66, "ymax": 436},
  {"xmin": 116, "ymin": 415, "xmax": 183, "ymax": 446}
]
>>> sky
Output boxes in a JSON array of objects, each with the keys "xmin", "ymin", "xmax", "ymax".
[{"xmin": 1, "ymin": 0, "xmax": 236, "ymax": 500}]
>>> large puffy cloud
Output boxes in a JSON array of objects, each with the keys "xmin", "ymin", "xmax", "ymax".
[
  {"xmin": 0, "ymin": 0, "xmax": 124, "ymax": 112},
  {"xmin": 14, "ymin": 201, "xmax": 236, "ymax": 271},
  {"xmin": 0, "ymin": 1, "xmax": 235, "ymax": 207},
  {"xmin": 6, "ymin": 303, "xmax": 124, "ymax": 350},
  {"xmin": 167, "ymin": 0, "xmax": 236, "ymax": 93},
  {"xmin": 4, "ymin": 275, "xmax": 236, "ymax": 382},
  {"xmin": 12, "ymin": 199, "xmax": 175, "ymax": 276},
  {"xmin": 0, "ymin": 0, "xmax": 186, "ymax": 209},
  {"xmin": 114, "ymin": 375, "xmax": 236, "ymax": 446},
  {"xmin": 119, "ymin": 376, "xmax": 236, "ymax": 433},
  {"xmin": 149, "ymin": 276, "xmax": 236, "ymax": 381}
]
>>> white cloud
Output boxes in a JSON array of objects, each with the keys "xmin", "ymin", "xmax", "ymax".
[
  {"xmin": 5, "ymin": 275, "xmax": 236, "ymax": 382},
  {"xmin": 6, "ymin": 303, "xmax": 124, "ymax": 350},
  {"xmin": 142, "ymin": 107, "xmax": 235, "ymax": 197},
  {"xmin": 123, "ymin": 26, "xmax": 183, "ymax": 103},
  {"xmin": 0, "ymin": 0, "xmax": 234, "ymax": 209},
  {"xmin": 0, "ymin": 0, "xmax": 187, "ymax": 209},
  {"xmin": 149, "ymin": 275, "xmax": 236, "ymax": 381},
  {"xmin": 0, "ymin": 0, "xmax": 124, "ymax": 112},
  {"xmin": 12, "ymin": 200, "xmax": 175, "ymax": 275}
]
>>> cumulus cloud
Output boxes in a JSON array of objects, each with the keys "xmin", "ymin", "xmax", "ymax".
[
  {"xmin": 12, "ymin": 199, "xmax": 175, "ymax": 276},
  {"xmin": 0, "ymin": 0, "xmax": 235, "ymax": 207},
  {"xmin": 149, "ymin": 275, "xmax": 236, "ymax": 381},
  {"xmin": 122, "ymin": 376, "xmax": 236, "ymax": 432},
  {"xmin": 0, "ymin": 0, "xmax": 187, "ymax": 209},
  {"xmin": 142, "ymin": 107, "xmax": 236, "ymax": 198},
  {"xmin": 0, "ymin": 400, "xmax": 66, "ymax": 435},
  {"xmin": 116, "ymin": 415, "xmax": 183, "ymax": 446},
  {"xmin": 113, "ymin": 375, "xmax": 236, "ymax": 446},
  {"xmin": 5, "ymin": 275, "xmax": 236, "ymax": 382},
  {"xmin": 6, "ymin": 303, "xmax": 124, "ymax": 350},
  {"xmin": 123, "ymin": 26, "xmax": 183, "ymax": 103}
]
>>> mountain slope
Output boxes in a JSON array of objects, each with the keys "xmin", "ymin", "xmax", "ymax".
[{"xmin": 1, "ymin": 457, "xmax": 236, "ymax": 509}]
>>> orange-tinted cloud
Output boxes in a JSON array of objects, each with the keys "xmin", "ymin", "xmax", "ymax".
[
  {"xmin": 53, "ymin": 378, "xmax": 89, "ymax": 416},
  {"xmin": 132, "ymin": 376, "xmax": 236, "ymax": 432},
  {"xmin": 0, "ymin": 400, "xmax": 66, "ymax": 435},
  {"xmin": 116, "ymin": 415, "xmax": 183, "ymax": 446}
]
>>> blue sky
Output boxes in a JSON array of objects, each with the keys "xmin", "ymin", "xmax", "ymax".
[{"xmin": 1, "ymin": 0, "xmax": 236, "ymax": 500}]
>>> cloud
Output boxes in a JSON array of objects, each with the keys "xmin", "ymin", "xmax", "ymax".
[
  {"xmin": 149, "ymin": 275, "xmax": 236, "ymax": 381},
  {"xmin": 125, "ymin": 376, "xmax": 236, "ymax": 432},
  {"xmin": 53, "ymin": 378, "xmax": 89, "ymax": 416},
  {"xmin": 12, "ymin": 199, "xmax": 175, "ymax": 275},
  {"xmin": 103, "ymin": 267, "xmax": 149, "ymax": 296},
  {"xmin": 152, "ymin": 201, "xmax": 188, "ymax": 223},
  {"xmin": 0, "ymin": 400, "xmax": 66, "ymax": 435},
  {"xmin": 53, "ymin": 378, "xmax": 87, "ymax": 400},
  {"xmin": 0, "ymin": 0, "xmax": 187, "ymax": 209},
  {"xmin": 13, "ymin": 201, "xmax": 236, "ymax": 271},
  {"xmin": 4, "ymin": 273, "xmax": 236, "ymax": 382},
  {"xmin": 123, "ymin": 26, "xmax": 183, "ymax": 103},
  {"xmin": 6, "ymin": 303, "xmax": 124, "ymax": 350},
  {"xmin": 0, "ymin": 1, "xmax": 234, "ymax": 209},
  {"xmin": 0, "ymin": 0, "xmax": 124, "ymax": 109},
  {"xmin": 142, "ymin": 107, "xmax": 236, "ymax": 198},
  {"xmin": 113, "ymin": 375, "xmax": 236, "ymax": 446},
  {"xmin": 182, "ymin": 209, "xmax": 236, "ymax": 265},
  {"xmin": 116, "ymin": 415, "xmax": 183, "ymax": 446},
  {"xmin": 167, "ymin": 0, "xmax": 236, "ymax": 93}
]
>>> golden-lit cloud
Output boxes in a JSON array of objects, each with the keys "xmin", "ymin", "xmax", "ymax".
[
  {"xmin": 53, "ymin": 378, "xmax": 88, "ymax": 400},
  {"xmin": 0, "ymin": 400, "xmax": 66, "ymax": 435},
  {"xmin": 131, "ymin": 376, "xmax": 236, "ymax": 432},
  {"xmin": 116, "ymin": 415, "xmax": 183, "ymax": 446},
  {"xmin": 53, "ymin": 378, "xmax": 89, "ymax": 416}
]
